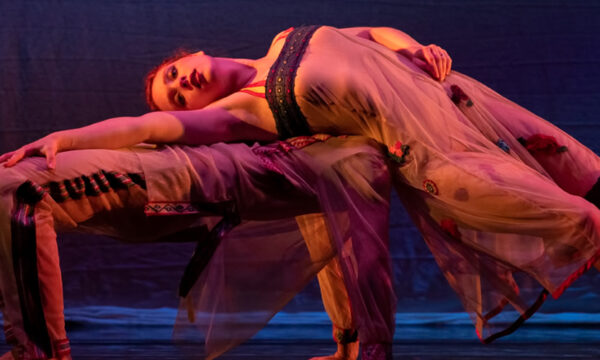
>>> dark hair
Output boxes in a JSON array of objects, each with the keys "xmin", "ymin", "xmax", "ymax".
[{"xmin": 144, "ymin": 49, "xmax": 193, "ymax": 110}]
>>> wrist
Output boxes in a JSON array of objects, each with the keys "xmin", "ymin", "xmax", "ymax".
[
  {"xmin": 397, "ymin": 44, "xmax": 422, "ymax": 59},
  {"xmin": 51, "ymin": 131, "xmax": 73, "ymax": 152}
]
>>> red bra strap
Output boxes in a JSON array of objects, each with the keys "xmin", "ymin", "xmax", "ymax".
[
  {"xmin": 274, "ymin": 27, "xmax": 294, "ymax": 43},
  {"xmin": 239, "ymin": 80, "xmax": 266, "ymax": 98}
]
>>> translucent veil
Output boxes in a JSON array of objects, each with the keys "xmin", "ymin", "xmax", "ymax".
[{"xmin": 169, "ymin": 136, "xmax": 394, "ymax": 359}]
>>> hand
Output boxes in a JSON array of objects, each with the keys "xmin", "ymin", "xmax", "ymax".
[
  {"xmin": 0, "ymin": 133, "xmax": 62, "ymax": 170},
  {"xmin": 412, "ymin": 44, "xmax": 452, "ymax": 82}
]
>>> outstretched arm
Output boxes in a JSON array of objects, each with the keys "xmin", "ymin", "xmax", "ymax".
[
  {"xmin": 341, "ymin": 26, "xmax": 452, "ymax": 81},
  {"xmin": 0, "ymin": 105, "xmax": 277, "ymax": 169}
]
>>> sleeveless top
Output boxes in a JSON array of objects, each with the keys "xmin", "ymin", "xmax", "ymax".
[{"xmin": 265, "ymin": 25, "xmax": 321, "ymax": 139}]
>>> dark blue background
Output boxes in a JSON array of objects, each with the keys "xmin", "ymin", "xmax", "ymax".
[{"xmin": 1, "ymin": 0, "xmax": 599, "ymax": 316}]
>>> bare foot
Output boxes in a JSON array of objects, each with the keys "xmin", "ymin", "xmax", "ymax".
[{"xmin": 309, "ymin": 342, "xmax": 359, "ymax": 360}]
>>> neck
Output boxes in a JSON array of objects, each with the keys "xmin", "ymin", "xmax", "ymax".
[{"xmin": 214, "ymin": 57, "xmax": 257, "ymax": 94}]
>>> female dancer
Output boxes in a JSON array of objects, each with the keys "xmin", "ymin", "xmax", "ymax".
[
  {"xmin": 3, "ymin": 25, "xmax": 600, "ymax": 360},
  {"xmin": 145, "ymin": 25, "xmax": 600, "ymax": 359}
]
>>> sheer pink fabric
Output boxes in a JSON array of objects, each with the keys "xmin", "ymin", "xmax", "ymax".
[
  {"xmin": 150, "ymin": 27, "xmax": 600, "ymax": 358},
  {"xmin": 141, "ymin": 137, "xmax": 393, "ymax": 359},
  {"xmin": 296, "ymin": 27, "xmax": 600, "ymax": 344}
]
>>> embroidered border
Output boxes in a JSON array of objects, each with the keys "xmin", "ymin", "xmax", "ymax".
[
  {"xmin": 266, "ymin": 25, "xmax": 321, "ymax": 139},
  {"xmin": 251, "ymin": 133, "xmax": 333, "ymax": 175},
  {"xmin": 144, "ymin": 202, "xmax": 207, "ymax": 216}
]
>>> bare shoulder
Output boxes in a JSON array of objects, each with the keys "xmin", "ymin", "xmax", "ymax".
[
  {"xmin": 265, "ymin": 27, "xmax": 295, "ymax": 58},
  {"xmin": 269, "ymin": 27, "xmax": 294, "ymax": 46}
]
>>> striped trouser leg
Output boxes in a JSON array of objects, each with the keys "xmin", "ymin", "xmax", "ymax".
[{"xmin": 0, "ymin": 148, "xmax": 150, "ymax": 359}]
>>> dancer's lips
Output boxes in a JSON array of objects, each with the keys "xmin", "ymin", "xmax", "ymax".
[{"xmin": 190, "ymin": 69, "xmax": 206, "ymax": 89}]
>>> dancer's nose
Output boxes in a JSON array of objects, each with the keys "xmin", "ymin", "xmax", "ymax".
[{"xmin": 180, "ymin": 76, "xmax": 193, "ymax": 90}]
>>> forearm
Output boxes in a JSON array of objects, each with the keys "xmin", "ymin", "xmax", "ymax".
[
  {"xmin": 369, "ymin": 27, "xmax": 423, "ymax": 58},
  {"xmin": 1, "ymin": 110, "xmax": 217, "ymax": 169},
  {"xmin": 55, "ymin": 116, "xmax": 154, "ymax": 152},
  {"xmin": 364, "ymin": 26, "xmax": 451, "ymax": 81}
]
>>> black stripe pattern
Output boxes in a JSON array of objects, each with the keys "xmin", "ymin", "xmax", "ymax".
[
  {"xmin": 12, "ymin": 181, "xmax": 53, "ymax": 357},
  {"xmin": 10, "ymin": 172, "xmax": 146, "ymax": 357}
]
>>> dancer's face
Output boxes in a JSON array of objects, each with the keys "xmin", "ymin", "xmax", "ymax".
[{"xmin": 151, "ymin": 51, "xmax": 220, "ymax": 110}]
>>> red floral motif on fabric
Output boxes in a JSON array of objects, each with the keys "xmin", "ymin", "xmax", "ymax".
[
  {"xmin": 387, "ymin": 141, "xmax": 410, "ymax": 164},
  {"xmin": 440, "ymin": 218, "xmax": 461, "ymax": 239},
  {"xmin": 518, "ymin": 134, "xmax": 568, "ymax": 155},
  {"xmin": 450, "ymin": 84, "xmax": 473, "ymax": 107}
]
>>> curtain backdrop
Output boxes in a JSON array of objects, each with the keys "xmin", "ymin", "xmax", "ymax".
[{"xmin": 0, "ymin": 0, "xmax": 599, "ymax": 314}]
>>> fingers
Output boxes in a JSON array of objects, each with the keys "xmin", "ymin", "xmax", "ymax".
[
  {"xmin": 421, "ymin": 46, "xmax": 441, "ymax": 80},
  {"xmin": 436, "ymin": 47, "xmax": 447, "ymax": 80},
  {"xmin": 430, "ymin": 45, "xmax": 448, "ymax": 81},
  {"xmin": 43, "ymin": 142, "xmax": 58, "ymax": 170},
  {"xmin": 1, "ymin": 144, "xmax": 57, "ymax": 170},
  {"xmin": 415, "ymin": 44, "xmax": 453, "ymax": 82},
  {"xmin": 435, "ymin": 47, "xmax": 448, "ymax": 81},
  {"xmin": 2, "ymin": 136, "xmax": 60, "ymax": 170},
  {"xmin": 435, "ymin": 46, "xmax": 452, "ymax": 81},
  {"xmin": 0, "ymin": 151, "xmax": 15, "ymax": 164},
  {"xmin": 46, "ymin": 153, "xmax": 56, "ymax": 170},
  {"xmin": 3, "ymin": 149, "xmax": 26, "ymax": 168}
]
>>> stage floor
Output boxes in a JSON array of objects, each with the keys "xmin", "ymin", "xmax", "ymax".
[
  {"xmin": 2, "ymin": 322, "xmax": 599, "ymax": 359},
  {"xmin": 2, "ymin": 338, "xmax": 599, "ymax": 359},
  {"xmin": 1, "ymin": 340, "xmax": 598, "ymax": 359},
  {"xmin": 2, "ymin": 309, "xmax": 600, "ymax": 359}
]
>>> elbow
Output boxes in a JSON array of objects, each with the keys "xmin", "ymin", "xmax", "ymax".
[
  {"xmin": 370, "ymin": 27, "xmax": 395, "ymax": 37},
  {"xmin": 136, "ymin": 113, "xmax": 160, "ymax": 143},
  {"xmin": 138, "ymin": 112, "xmax": 187, "ymax": 144}
]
